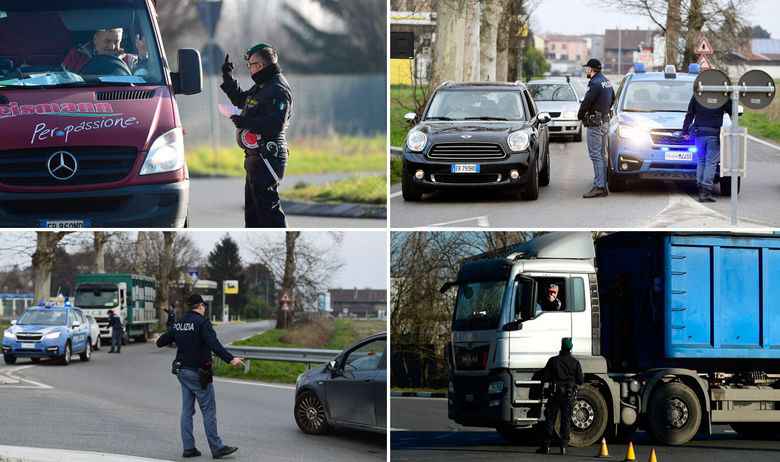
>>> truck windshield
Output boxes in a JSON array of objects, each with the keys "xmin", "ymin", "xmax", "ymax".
[
  {"xmin": 427, "ymin": 90, "xmax": 527, "ymax": 121},
  {"xmin": 621, "ymin": 80, "xmax": 692, "ymax": 113},
  {"xmin": 527, "ymin": 84, "xmax": 577, "ymax": 102},
  {"xmin": 0, "ymin": 0, "xmax": 164, "ymax": 88},
  {"xmin": 75, "ymin": 288, "xmax": 118, "ymax": 308},
  {"xmin": 453, "ymin": 280, "xmax": 507, "ymax": 331},
  {"xmin": 18, "ymin": 310, "xmax": 67, "ymax": 326}
]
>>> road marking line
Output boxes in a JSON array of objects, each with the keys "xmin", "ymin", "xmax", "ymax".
[
  {"xmin": 214, "ymin": 377, "xmax": 296, "ymax": 390},
  {"xmin": 390, "ymin": 190, "xmax": 402, "ymax": 199},
  {"xmin": 748, "ymin": 134, "xmax": 780, "ymax": 152},
  {"xmin": 0, "ymin": 365, "xmax": 53, "ymax": 390},
  {"xmin": 428, "ymin": 215, "xmax": 490, "ymax": 227}
]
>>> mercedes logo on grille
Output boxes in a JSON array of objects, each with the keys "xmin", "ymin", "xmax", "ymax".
[{"xmin": 47, "ymin": 151, "xmax": 78, "ymax": 181}]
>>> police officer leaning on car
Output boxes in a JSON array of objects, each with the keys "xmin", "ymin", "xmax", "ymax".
[
  {"xmin": 157, "ymin": 294, "xmax": 244, "ymax": 459},
  {"xmin": 537, "ymin": 337, "xmax": 584, "ymax": 456},
  {"xmin": 681, "ymin": 95, "xmax": 732, "ymax": 203},
  {"xmin": 578, "ymin": 58, "xmax": 615, "ymax": 199},
  {"xmin": 220, "ymin": 43, "xmax": 293, "ymax": 228}
]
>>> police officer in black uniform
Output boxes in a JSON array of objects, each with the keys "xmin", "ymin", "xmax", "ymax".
[
  {"xmin": 220, "ymin": 43, "xmax": 293, "ymax": 228},
  {"xmin": 157, "ymin": 294, "xmax": 244, "ymax": 459},
  {"xmin": 578, "ymin": 58, "xmax": 615, "ymax": 199},
  {"xmin": 107, "ymin": 309, "xmax": 123, "ymax": 353},
  {"xmin": 537, "ymin": 337, "xmax": 584, "ymax": 456}
]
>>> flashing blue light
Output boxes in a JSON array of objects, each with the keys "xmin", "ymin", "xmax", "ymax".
[
  {"xmin": 64, "ymin": 298, "xmax": 71, "ymax": 307},
  {"xmin": 38, "ymin": 299, "xmax": 46, "ymax": 306},
  {"xmin": 633, "ymin": 63, "xmax": 646, "ymax": 73},
  {"xmin": 688, "ymin": 63, "xmax": 700, "ymax": 75},
  {"xmin": 688, "ymin": 147, "xmax": 698, "ymax": 153}
]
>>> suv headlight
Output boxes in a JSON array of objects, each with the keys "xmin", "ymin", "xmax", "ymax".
[
  {"xmin": 507, "ymin": 130, "xmax": 530, "ymax": 152},
  {"xmin": 406, "ymin": 130, "xmax": 428, "ymax": 152},
  {"xmin": 140, "ymin": 127, "xmax": 185, "ymax": 175},
  {"xmin": 3, "ymin": 330, "xmax": 15, "ymax": 340},
  {"xmin": 618, "ymin": 125, "xmax": 649, "ymax": 143},
  {"xmin": 43, "ymin": 331, "xmax": 61, "ymax": 340}
]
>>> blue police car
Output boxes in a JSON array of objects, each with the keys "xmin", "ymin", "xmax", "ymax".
[
  {"xmin": 607, "ymin": 63, "xmax": 735, "ymax": 194},
  {"xmin": 2, "ymin": 300, "xmax": 93, "ymax": 365}
]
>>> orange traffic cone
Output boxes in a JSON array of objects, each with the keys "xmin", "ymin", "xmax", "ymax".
[
  {"xmin": 647, "ymin": 448, "xmax": 658, "ymax": 462},
  {"xmin": 595, "ymin": 437, "xmax": 610, "ymax": 458},
  {"xmin": 624, "ymin": 441, "xmax": 636, "ymax": 461}
]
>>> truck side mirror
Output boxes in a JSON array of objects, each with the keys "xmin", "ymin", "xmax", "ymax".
[
  {"xmin": 502, "ymin": 319, "xmax": 523, "ymax": 331},
  {"xmin": 172, "ymin": 49, "xmax": 203, "ymax": 96}
]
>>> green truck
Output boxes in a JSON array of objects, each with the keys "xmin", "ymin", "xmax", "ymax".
[{"xmin": 73, "ymin": 273, "xmax": 158, "ymax": 344}]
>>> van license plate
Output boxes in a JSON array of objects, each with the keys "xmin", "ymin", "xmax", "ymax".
[
  {"xmin": 38, "ymin": 219, "xmax": 91, "ymax": 229},
  {"xmin": 451, "ymin": 164, "xmax": 479, "ymax": 173},
  {"xmin": 664, "ymin": 152, "xmax": 693, "ymax": 161},
  {"xmin": 21, "ymin": 343, "xmax": 35, "ymax": 349}
]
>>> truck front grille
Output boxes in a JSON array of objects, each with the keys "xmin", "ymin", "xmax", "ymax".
[
  {"xmin": 0, "ymin": 147, "xmax": 138, "ymax": 187},
  {"xmin": 455, "ymin": 344, "xmax": 490, "ymax": 371},
  {"xmin": 428, "ymin": 143, "xmax": 506, "ymax": 161}
]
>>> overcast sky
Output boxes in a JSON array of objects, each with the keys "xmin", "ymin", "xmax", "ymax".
[
  {"xmin": 0, "ymin": 231, "xmax": 387, "ymax": 291},
  {"xmin": 533, "ymin": 0, "xmax": 780, "ymax": 38}
]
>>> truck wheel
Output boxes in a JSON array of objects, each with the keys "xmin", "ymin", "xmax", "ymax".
[
  {"xmin": 539, "ymin": 145, "xmax": 551, "ymax": 187},
  {"xmin": 521, "ymin": 156, "xmax": 540, "ymax": 201},
  {"xmin": 3, "ymin": 354, "xmax": 16, "ymax": 365},
  {"xmin": 647, "ymin": 382, "xmax": 702, "ymax": 445},
  {"xmin": 80, "ymin": 341, "xmax": 91, "ymax": 362},
  {"xmin": 718, "ymin": 176, "xmax": 741, "ymax": 196},
  {"xmin": 730, "ymin": 423, "xmax": 780, "ymax": 440},
  {"xmin": 61, "ymin": 342, "xmax": 72, "ymax": 366},
  {"xmin": 294, "ymin": 391, "xmax": 330, "ymax": 435},
  {"xmin": 564, "ymin": 384, "xmax": 609, "ymax": 448},
  {"xmin": 401, "ymin": 163, "xmax": 423, "ymax": 201}
]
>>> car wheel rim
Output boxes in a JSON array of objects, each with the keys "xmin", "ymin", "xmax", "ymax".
[
  {"xmin": 297, "ymin": 394, "xmax": 325, "ymax": 432},
  {"xmin": 572, "ymin": 399, "xmax": 595, "ymax": 430}
]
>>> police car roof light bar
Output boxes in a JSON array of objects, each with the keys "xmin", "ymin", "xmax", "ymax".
[
  {"xmin": 688, "ymin": 63, "xmax": 700, "ymax": 75},
  {"xmin": 664, "ymin": 65, "xmax": 677, "ymax": 78},
  {"xmin": 633, "ymin": 63, "xmax": 645, "ymax": 73}
]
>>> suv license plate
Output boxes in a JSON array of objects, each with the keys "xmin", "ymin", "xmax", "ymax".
[
  {"xmin": 38, "ymin": 219, "xmax": 91, "ymax": 229},
  {"xmin": 664, "ymin": 152, "xmax": 693, "ymax": 161},
  {"xmin": 21, "ymin": 342, "xmax": 35, "ymax": 349},
  {"xmin": 451, "ymin": 164, "xmax": 480, "ymax": 174}
]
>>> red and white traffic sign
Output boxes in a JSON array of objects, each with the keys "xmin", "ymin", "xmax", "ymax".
[
  {"xmin": 697, "ymin": 55, "xmax": 712, "ymax": 69},
  {"xmin": 696, "ymin": 36, "xmax": 714, "ymax": 55}
]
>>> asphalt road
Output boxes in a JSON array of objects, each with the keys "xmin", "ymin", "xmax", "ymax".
[
  {"xmin": 390, "ymin": 136, "xmax": 780, "ymax": 228},
  {"xmin": 0, "ymin": 321, "xmax": 385, "ymax": 461},
  {"xmin": 189, "ymin": 177, "xmax": 386, "ymax": 228},
  {"xmin": 391, "ymin": 397, "xmax": 780, "ymax": 462}
]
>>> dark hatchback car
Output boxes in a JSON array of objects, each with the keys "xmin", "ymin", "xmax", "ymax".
[
  {"xmin": 401, "ymin": 82, "xmax": 551, "ymax": 201},
  {"xmin": 294, "ymin": 332, "xmax": 386, "ymax": 435}
]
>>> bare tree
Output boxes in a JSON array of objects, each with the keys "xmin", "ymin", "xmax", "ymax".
[
  {"xmin": 480, "ymin": 0, "xmax": 501, "ymax": 81},
  {"xmin": 32, "ymin": 232, "xmax": 73, "ymax": 301},
  {"xmin": 666, "ymin": 0, "xmax": 682, "ymax": 66},
  {"xmin": 462, "ymin": 0, "xmax": 482, "ymax": 81},
  {"xmin": 432, "ymin": 0, "xmax": 467, "ymax": 87},
  {"xmin": 278, "ymin": 231, "xmax": 300, "ymax": 329},
  {"xmin": 92, "ymin": 232, "xmax": 114, "ymax": 274}
]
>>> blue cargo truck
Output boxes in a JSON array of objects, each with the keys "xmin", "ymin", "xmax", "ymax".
[{"xmin": 445, "ymin": 232, "xmax": 780, "ymax": 447}]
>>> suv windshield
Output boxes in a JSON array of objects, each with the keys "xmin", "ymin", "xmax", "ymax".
[
  {"xmin": 453, "ymin": 280, "xmax": 507, "ymax": 331},
  {"xmin": 527, "ymin": 84, "xmax": 577, "ymax": 102},
  {"xmin": 0, "ymin": 0, "xmax": 164, "ymax": 88},
  {"xmin": 426, "ymin": 90, "xmax": 527, "ymax": 121},
  {"xmin": 75, "ymin": 287, "xmax": 119, "ymax": 308},
  {"xmin": 622, "ymin": 80, "xmax": 692, "ymax": 113},
  {"xmin": 18, "ymin": 309, "xmax": 67, "ymax": 326}
]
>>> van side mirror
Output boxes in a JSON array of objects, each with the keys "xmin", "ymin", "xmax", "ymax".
[
  {"xmin": 502, "ymin": 319, "xmax": 523, "ymax": 331},
  {"xmin": 172, "ymin": 49, "xmax": 203, "ymax": 95}
]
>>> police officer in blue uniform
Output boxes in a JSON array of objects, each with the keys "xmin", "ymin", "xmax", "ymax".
[
  {"xmin": 220, "ymin": 43, "xmax": 293, "ymax": 228},
  {"xmin": 681, "ymin": 95, "xmax": 732, "ymax": 202},
  {"xmin": 107, "ymin": 309, "xmax": 122, "ymax": 353},
  {"xmin": 157, "ymin": 294, "xmax": 244, "ymax": 459},
  {"xmin": 578, "ymin": 58, "xmax": 615, "ymax": 198}
]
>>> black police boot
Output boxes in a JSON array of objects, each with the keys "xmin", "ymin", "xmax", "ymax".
[
  {"xmin": 582, "ymin": 187, "xmax": 608, "ymax": 198},
  {"xmin": 560, "ymin": 446, "xmax": 567, "ymax": 455},
  {"xmin": 182, "ymin": 448, "xmax": 202, "ymax": 458},
  {"xmin": 213, "ymin": 446, "xmax": 238, "ymax": 459},
  {"xmin": 535, "ymin": 444, "xmax": 550, "ymax": 455}
]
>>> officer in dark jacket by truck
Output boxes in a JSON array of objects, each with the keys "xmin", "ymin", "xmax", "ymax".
[
  {"xmin": 220, "ymin": 43, "xmax": 293, "ymax": 228},
  {"xmin": 157, "ymin": 294, "xmax": 245, "ymax": 459},
  {"xmin": 537, "ymin": 337, "xmax": 584, "ymax": 456},
  {"xmin": 578, "ymin": 58, "xmax": 615, "ymax": 199},
  {"xmin": 107, "ymin": 310, "xmax": 123, "ymax": 353}
]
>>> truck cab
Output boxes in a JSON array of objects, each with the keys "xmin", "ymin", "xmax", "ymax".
[
  {"xmin": 2, "ymin": 300, "xmax": 93, "ymax": 365},
  {"xmin": 74, "ymin": 281, "xmax": 127, "ymax": 344}
]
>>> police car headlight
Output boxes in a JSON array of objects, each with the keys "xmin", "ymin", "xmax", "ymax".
[
  {"xmin": 43, "ymin": 331, "xmax": 61, "ymax": 340},
  {"xmin": 140, "ymin": 127, "xmax": 185, "ymax": 175},
  {"xmin": 406, "ymin": 130, "xmax": 428, "ymax": 152},
  {"xmin": 618, "ymin": 125, "xmax": 646, "ymax": 141},
  {"xmin": 507, "ymin": 130, "xmax": 530, "ymax": 152},
  {"xmin": 3, "ymin": 330, "xmax": 15, "ymax": 340}
]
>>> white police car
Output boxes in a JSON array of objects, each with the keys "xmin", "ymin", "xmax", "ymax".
[
  {"xmin": 2, "ymin": 300, "xmax": 93, "ymax": 365},
  {"xmin": 606, "ymin": 63, "xmax": 737, "ymax": 194}
]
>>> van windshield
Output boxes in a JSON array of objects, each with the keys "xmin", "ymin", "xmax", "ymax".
[
  {"xmin": 0, "ymin": 0, "xmax": 164, "ymax": 88},
  {"xmin": 452, "ymin": 280, "xmax": 507, "ymax": 331}
]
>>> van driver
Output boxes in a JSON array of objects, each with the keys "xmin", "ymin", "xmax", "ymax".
[{"xmin": 63, "ymin": 28, "xmax": 148, "ymax": 73}]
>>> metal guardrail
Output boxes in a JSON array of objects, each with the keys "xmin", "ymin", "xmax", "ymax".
[{"xmin": 225, "ymin": 346, "xmax": 341, "ymax": 371}]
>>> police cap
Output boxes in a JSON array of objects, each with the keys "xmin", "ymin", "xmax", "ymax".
[
  {"xmin": 187, "ymin": 294, "xmax": 206, "ymax": 308},
  {"xmin": 582, "ymin": 58, "xmax": 602, "ymax": 70},
  {"xmin": 245, "ymin": 43, "xmax": 273, "ymax": 60}
]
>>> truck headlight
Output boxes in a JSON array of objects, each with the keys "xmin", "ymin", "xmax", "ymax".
[
  {"xmin": 488, "ymin": 380, "xmax": 505, "ymax": 394},
  {"xmin": 3, "ymin": 331, "xmax": 15, "ymax": 340},
  {"xmin": 406, "ymin": 130, "xmax": 428, "ymax": 152},
  {"xmin": 140, "ymin": 127, "xmax": 185, "ymax": 175},
  {"xmin": 507, "ymin": 130, "xmax": 530, "ymax": 152},
  {"xmin": 43, "ymin": 331, "xmax": 61, "ymax": 340}
]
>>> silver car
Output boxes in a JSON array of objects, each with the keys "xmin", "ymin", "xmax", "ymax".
[{"xmin": 527, "ymin": 80, "xmax": 583, "ymax": 141}]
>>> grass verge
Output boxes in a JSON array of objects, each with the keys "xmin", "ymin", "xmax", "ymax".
[
  {"xmin": 391, "ymin": 85, "xmax": 427, "ymax": 148},
  {"xmin": 282, "ymin": 176, "xmax": 386, "ymax": 205},
  {"xmin": 215, "ymin": 318, "xmax": 385, "ymax": 383},
  {"xmin": 740, "ymin": 80, "xmax": 780, "ymax": 144},
  {"xmin": 187, "ymin": 135, "xmax": 386, "ymax": 177},
  {"xmin": 391, "ymin": 156, "xmax": 402, "ymax": 185}
]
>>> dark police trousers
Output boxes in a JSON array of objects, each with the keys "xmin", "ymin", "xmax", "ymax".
[
  {"xmin": 110, "ymin": 326, "xmax": 122, "ymax": 353},
  {"xmin": 542, "ymin": 389, "xmax": 575, "ymax": 446},
  {"xmin": 244, "ymin": 151, "xmax": 287, "ymax": 228}
]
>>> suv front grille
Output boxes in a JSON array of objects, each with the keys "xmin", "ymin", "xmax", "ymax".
[
  {"xmin": 0, "ymin": 147, "xmax": 138, "ymax": 187},
  {"xmin": 651, "ymin": 130, "xmax": 689, "ymax": 146},
  {"xmin": 16, "ymin": 333, "xmax": 43, "ymax": 342},
  {"xmin": 428, "ymin": 143, "xmax": 506, "ymax": 161},
  {"xmin": 432, "ymin": 173, "xmax": 502, "ymax": 184}
]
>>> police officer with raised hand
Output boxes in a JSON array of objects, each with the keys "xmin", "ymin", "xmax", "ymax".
[
  {"xmin": 537, "ymin": 337, "xmax": 584, "ymax": 456},
  {"xmin": 220, "ymin": 43, "xmax": 293, "ymax": 228},
  {"xmin": 157, "ymin": 294, "xmax": 244, "ymax": 459},
  {"xmin": 681, "ymin": 94, "xmax": 732, "ymax": 202},
  {"xmin": 578, "ymin": 58, "xmax": 615, "ymax": 199}
]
